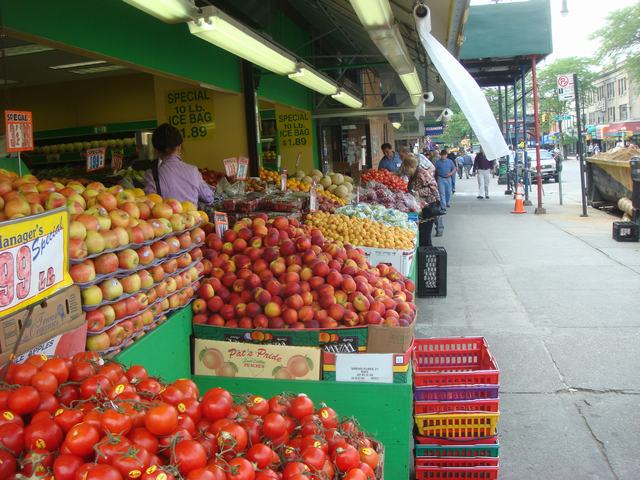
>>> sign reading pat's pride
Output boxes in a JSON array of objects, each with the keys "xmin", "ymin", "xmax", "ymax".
[{"xmin": 0, "ymin": 208, "xmax": 72, "ymax": 318}]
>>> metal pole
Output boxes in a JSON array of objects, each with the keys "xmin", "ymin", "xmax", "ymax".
[
  {"xmin": 531, "ymin": 56, "xmax": 546, "ymax": 214},
  {"xmin": 513, "ymin": 79, "xmax": 519, "ymax": 188},
  {"xmin": 522, "ymin": 66, "xmax": 531, "ymax": 205},
  {"xmin": 504, "ymin": 86, "xmax": 513, "ymax": 195},
  {"xmin": 241, "ymin": 60, "xmax": 260, "ymax": 177},
  {"xmin": 574, "ymin": 73, "xmax": 588, "ymax": 217}
]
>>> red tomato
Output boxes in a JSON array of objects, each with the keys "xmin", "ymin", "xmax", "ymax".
[
  {"xmin": 344, "ymin": 468, "xmax": 368, "ymax": 480},
  {"xmin": 128, "ymin": 427, "xmax": 159, "ymax": 455},
  {"xmin": 208, "ymin": 418, "xmax": 233, "ymax": 435},
  {"xmin": 301, "ymin": 446, "xmax": 327, "ymax": 470},
  {"xmin": 111, "ymin": 448, "xmax": 152, "ymax": 478},
  {"xmin": 80, "ymin": 375, "xmax": 112, "ymax": 399},
  {"xmin": 99, "ymin": 363, "xmax": 125, "ymax": 384},
  {"xmin": 137, "ymin": 379, "xmax": 163, "ymax": 396},
  {"xmin": 262, "ymin": 412, "xmax": 286, "ymax": 439},
  {"xmin": 68, "ymin": 361, "xmax": 95, "ymax": 382},
  {"xmin": 10, "ymin": 362, "xmax": 38, "ymax": 385},
  {"xmin": 358, "ymin": 462, "xmax": 376, "ymax": 480},
  {"xmin": 185, "ymin": 468, "xmax": 216, "ymax": 480},
  {"xmin": 41, "ymin": 358, "xmax": 70, "ymax": 383},
  {"xmin": 81, "ymin": 464, "xmax": 124, "ymax": 480},
  {"xmin": 57, "ymin": 385, "xmax": 80, "ymax": 407},
  {"xmin": 142, "ymin": 465, "xmax": 176, "ymax": 480},
  {"xmin": 359, "ymin": 446, "xmax": 379, "ymax": 469},
  {"xmin": 334, "ymin": 445, "xmax": 360, "ymax": 472},
  {"xmin": 172, "ymin": 439, "xmax": 207, "ymax": 475},
  {"xmin": 282, "ymin": 462, "xmax": 310, "ymax": 480},
  {"xmin": 160, "ymin": 385, "xmax": 184, "ymax": 405},
  {"xmin": 317, "ymin": 406, "xmax": 338, "ymax": 429},
  {"xmin": 8, "ymin": 386, "xmax": 40, "ymax": 415},
  {"xmin": 0, "ymin": 391, "xmax": 9, "ymax": 410},
  {"xmin": 239, "ymin": 418, "xmax": 261, "ymax": 445},
  {"xmin": 0, "ymin": 422, "xmax": 24, "ymax": 454},
  {"xmin": 108, "ymin": 383, "xmax": 136, "ymax": 400},
  {"xmin": 0, "ymin": 410, "xmax": 23, "ymax": 427},
  {"xmin": 36, "ymin": 392, "xmax": 60, "ymax": 414},
  {"xmin": 53, "ymin": 454, "xmax": 84, "ymax": 480},
  {"xmin": 96, "ymin": 436, "xmax": 131, "ymax": 465},
  {"xmin": 227, "ymin": 458, "xmax": 255, "ymax": 480},
  {"xmin": 217, "ymin": 423, "xmax": 248, "ymax": 454},
  {"xmin": 255, "ymin": 470, "xmax": 279, "ymax": 480},
  {"xmin": 83, "ymin": 410, "xmax": 103, "ymax": 429},
  {"xmin": 288, "ymin": 395, "xmax": 314, "ymax": 419},
  {"xmin": 177, "ymin": 398, "xmax": 202, "ymax": 423},
  {"xmin": 144, "ymin": 403, "xmax": 178, "ymax": 436},
  {"xmin": 54, "ymin": 408, "xmax": 84, "ymax": 433},
  {"xmin": 101, "ymin": 409, "xmax": 133, "ymax": 435},
  {"xmin": 31, "ymin": 371, "xmax": 59, "ymax": 394},
  {"xmin": 173, "ymin": 379, "xmax": 199, "ymax": 399},
  {"xmin": 247, "ymin": 443, "xmax": 275, "ymax": 469},
  {"xmin": 64, "ymin": 422, "xmax": 100, "ymax": 456},
  {"xmin": 201, "ymin": 388, "xmax": 232, "ymax": 421},
  {"xmin": 125, "ymin": 365, "xmax": 148, "ymax": 384},
  {"xmin": 0, "ymin": 449, "xmax": 16, "ymax": 478},
  {"xmin": 178, "ymin": 414, "xmax": 197, "ymax": 436},
  {"xmin": 321, "ymin": 460, "xmax": 335, "ymax": 479},
  {"xmin": 24, "ymin": 417, "xmax": 63, "ymax": 450},
  {"xmin": 268, "ymin": 395, "xmax": 289, "ymax": 414},
  {"xmin": 246, "ymin": 396, "xmax": 269, "ymax": 417},
  {"xmin": 21, "ymin": 447, "xmax": 53, "ymax": 476}
]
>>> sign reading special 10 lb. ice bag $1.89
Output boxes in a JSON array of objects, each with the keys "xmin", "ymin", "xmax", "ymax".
[{"xmin": 0, "ymin": 208, "xmax": 72, "ymax": 318}]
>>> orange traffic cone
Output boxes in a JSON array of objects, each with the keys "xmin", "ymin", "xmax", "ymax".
[{"xmin": 511, "ymin": 183, "xmax": 526, "ymax": 214}]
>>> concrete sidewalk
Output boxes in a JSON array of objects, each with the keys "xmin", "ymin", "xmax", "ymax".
[{"xmin": 415, "ymin": 166, "xmax": 640, "ymax": 479}]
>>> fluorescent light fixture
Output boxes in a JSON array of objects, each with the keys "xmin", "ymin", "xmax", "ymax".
[
  {"xmin": 392, "ymin": 122, "xmax": 402, "ymax": 129},
  {"xmin": 368, "ymin": 25, "xmax": 414, "ymax": 75},
  {"xmin": 49, "ymin": 60, "xmax": 107, "ymax": 70},
  {"xmin": 400, "ymin": 69, "xmax": 423, "ymax": 105},
  {"xmin": 69, "ymin": 65, "xmax": 126, "ymax": 75},
  {"xmin": 189, "ymin": 6, "xmax": 297, "ymax": 76},
  {"xmin": 121, "ymin": 0, "xmax": 197, "ymax": 23},
  {"xmin": 3, "ymin": 44, "xmax": 54, "ymax": 57},
  {"xmin": 288, "ymin": 65, "xmax": 338, "ymax": 96},
  {"xmin": 349, "ymin": 0, "xmax": 394, "ymax": 28},
  {"xmin": 332, "ymin": 90, "xmax": 363, "ymax": 109}
]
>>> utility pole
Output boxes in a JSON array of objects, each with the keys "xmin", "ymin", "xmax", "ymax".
[{"xmin": 574, "ymin": 73, "xmax": 588, "ymax": 217}]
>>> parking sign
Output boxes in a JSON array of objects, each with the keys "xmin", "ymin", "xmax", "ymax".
[{"xmin": 557, "ymin": 74, "xmax": 575, "ymax": 101}]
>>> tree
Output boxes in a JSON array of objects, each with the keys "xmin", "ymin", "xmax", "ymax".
[
  {"xmin": 591, "ymin": 2, "xmax": 640, "ymax": 81},
  {"xmin": 438, "ymin": 88, "xmax": 502, "ymax": 145}
]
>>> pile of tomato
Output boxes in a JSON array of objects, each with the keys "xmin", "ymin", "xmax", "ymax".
[
  {"xmin": 361, "ymin": 170, "xmax": 407, "ymax": 192},
  {"xmin": 0, "ymin": 353, "xmax": 381, "ymax": 480}
]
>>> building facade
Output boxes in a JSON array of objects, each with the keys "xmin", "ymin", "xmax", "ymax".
[{"xmin": 586, "ymin": 66, "xmax": 640, "ymax": 147}]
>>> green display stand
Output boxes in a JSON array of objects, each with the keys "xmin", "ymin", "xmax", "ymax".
[
  {"xmin": 0, "ymin": 156, "xmax": 30, "ymax": 175},
  {"xmin": 194, "ymin": 373, "xmax": 413, "ymax": 480},
  {"xmin": 116, "ymin": 307, "xmax": 192, "ymax": 382}
]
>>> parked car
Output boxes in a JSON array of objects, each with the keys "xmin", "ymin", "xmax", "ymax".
[{"xmin": 525, "ymin": 149, "xmax": 558, "ymax": 182}]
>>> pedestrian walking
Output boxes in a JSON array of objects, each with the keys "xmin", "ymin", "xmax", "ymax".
[
  {"xmin": 473, "ymin": 147, "xmax": 494, "ymax": 199},
  {"xmin": 593, "ymin": 143, "xmax": 600, "ymax": 154},
  {"xmin": 435, "ymin": 149, "xmax": 456, "ymax": 209},
  {"xmin": 463, "ymin": 150, "xmax": 473, "ymax": 178},
  {"xmin": 455, "ymin": 151, "xmax": 465, "ymax": 179},
  {"xmin": 403, "ymin": 154, "xmax": 441, "ymax": 246},
  {"xmin": 447, "ymin": 149, "xmax": 458, "ymax": 193}
]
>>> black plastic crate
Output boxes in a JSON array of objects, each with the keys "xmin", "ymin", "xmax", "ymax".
[
  {"xmin": 417, "ymin": 246, "xmax": 447, "ymax": 297},
  {"xmin": 613, "ymin": 221, "xmax": 639, "ymax": 242}
]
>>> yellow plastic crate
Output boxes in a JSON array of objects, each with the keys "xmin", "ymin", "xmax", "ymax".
[{"xmin": 415, "ymin": 412, "xmax": 500, "ymax": 438}]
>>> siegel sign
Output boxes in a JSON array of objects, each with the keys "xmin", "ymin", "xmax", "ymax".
[{"xmin": 0, "ymin": 208, "xmax": 72, "ymax": 318}]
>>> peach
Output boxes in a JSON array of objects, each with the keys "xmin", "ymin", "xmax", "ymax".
[{"xmin": 264, "ymin": 302, "xmax": 281, "ymax": 318}]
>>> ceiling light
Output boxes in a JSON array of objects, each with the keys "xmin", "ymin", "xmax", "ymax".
[
  {"xmin": 392, "ymin": 122, "xmax": 402, "ymax": 129},
  {"xmin": 189, "ymin": 6, "xmax": 297, "ymax": 76},
  {"xmin": 70, "ymin": 65, "xmax": 126, "ymax": 75},
  {"xmin": 2, "ymin": 45, "xmax": 54, "ymax": 57},
  {"xmin": 288, "ymin": 65, "xmax": 338, "ymax": 96},
  {"xmin": 49, "ymin": 60, "xmax": 107, "ymax": 70},
  {"xmin": 368, "ymin": 25, "xmax": 414, "ymax": 75},
  {"xmin": 121, "ymin": 0, "xmax": 197, "ymax": 23},
  {"xmin": 400, "ymin": 69, "xmax": 423, "ymax": 105},
  {"xmin": 349, "ymin": 0, "xmax": 394, "ymax": 28},
  {"xmin": 332, "ymin": 90, "xmax": 363, "ymax": 109}
]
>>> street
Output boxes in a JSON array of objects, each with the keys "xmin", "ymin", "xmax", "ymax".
[{"xmin": 416, "ymin": 158, "xmax": 640, "ymax": 479}]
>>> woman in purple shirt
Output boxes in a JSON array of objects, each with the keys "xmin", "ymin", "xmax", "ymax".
[{"xmin": 144, "ymin": 123, "xmax": 214, "ymax": 205}]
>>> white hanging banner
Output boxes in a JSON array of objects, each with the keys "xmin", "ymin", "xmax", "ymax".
[{"xmin": 414, "ymin": 6, "xmax": 509, "ymax": 160}]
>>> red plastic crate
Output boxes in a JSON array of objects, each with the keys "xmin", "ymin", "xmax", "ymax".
[
  {"xmin": 414, "ymin": 398, "xmax": 500, "ymax": 415},
  {"xmin": 416, "ymin": 435, "xmax": 498, "ymax": 446},
  {"xmin": 417, "ymin": 457, "xmax": 499, "ymax": 468},
  {"xmin": 413, "ymin": 337, "xmax": 499, "ymax": 387},
  {"xmin": 416, "ymin": 460, "xmax": 499, "ymax": 480}
]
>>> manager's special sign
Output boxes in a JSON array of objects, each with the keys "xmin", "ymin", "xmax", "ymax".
[{"xmin": 0, "ymin": 208, "xmax": 72, "ymax": 317}]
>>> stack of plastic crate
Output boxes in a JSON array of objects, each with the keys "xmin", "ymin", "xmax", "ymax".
[{"xmin": 412, "ymin": 337, "xmax": 500, "ymax": 479}]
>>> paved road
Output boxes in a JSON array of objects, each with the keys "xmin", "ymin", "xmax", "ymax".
[{"xmin": 415, "ymin": 159, "xmax": 640, "ymax": 479}]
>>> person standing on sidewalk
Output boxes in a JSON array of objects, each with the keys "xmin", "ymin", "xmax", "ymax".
[
  {"xmin": 447, "ymin": 149, "xmax": 458, "ymax": 193},
  {"xmin": 473, "ymin": 147, "xmax": 494, "ymax": 199},
  {"xmin": 463, "ymin": 149, "xmax": 473, "ymax": 178},
  {"xmin": 455, "ymin": 150, "xmax": 465, "ymax": 179},
  {"xmin": 435, "ymin": 149, "xmax": 456, "ymax": 208},
  {"xmin": 403, "ymin": 154, "xmax": 441, "ymax": 246}
]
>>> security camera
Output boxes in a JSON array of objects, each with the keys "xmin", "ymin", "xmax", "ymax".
[
  {"xmin": 438, "ymin": 108, "xmax": 454, "ymax": 123},
  {"xmin": 423, "ymin": 91, "xmax": 434, "ymax": 103}
]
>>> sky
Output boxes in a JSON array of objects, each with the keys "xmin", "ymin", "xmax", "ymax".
[{"xmin": 470, "ymin": 0, "xmax": 638, "ymax": 64}]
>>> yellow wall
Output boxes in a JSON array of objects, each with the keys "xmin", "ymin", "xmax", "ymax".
[
  {"xmin": 153, "ymin": 76, "xmax": 247, "ymax": 171},
  {"xmin": 0, "ymin": 73, "xmax": 156, "ymax": 131}
]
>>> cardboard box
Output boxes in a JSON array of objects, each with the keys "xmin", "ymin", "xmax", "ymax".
[
  {"xmin": 322, "ymin": 341, "xmax": 413, "ymax": 384},
  {"xmin": 193, "ymin": 324, "xmax": 369, "ymax": 352},
  {"xmin": 0, "ymin": 285, "xmax": 85, "ymax": 364},
  {"xmin": 2, "ymin": 321, "xmax": 88, "ymax": 365},
  {"xmin": 367, "ymin": 320, "xmax": 415, "ymax": 354},
  {"xmin": 359, "ymin": 245, "xmax": 415, "ymax": 277},
  {"xmin": 193, "ymin": 338, "xmax": 321, "ymax": 380}
]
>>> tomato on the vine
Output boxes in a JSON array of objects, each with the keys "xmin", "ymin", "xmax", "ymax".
[
  {"xmin": 0, "ymin": 410, "xmax": 23, "ymax": 427},
  {"xmin": 288, "ymin": 395, "xmax": 314, "ymax": 419},
  {"xmin": 101, "ymin": 409, "xmax": 133, "ymax": 435},
  {"xmin": 24, "ymin": 417, "xmax": 63, "ymax": 450},
  {"xmin": 10, "ymin": 362, "xmax": 38, "ymax": 385},
  {"xmin": 144, "ymin": 403, "xmax": 178, "ymax": 436},
  {"xmin": 0, "ymin": 449, "xmax": 16, "ymax": 478},
  {"xmin": 172, "ymin": 439, "xmax": 207, "ymax": 474},
  {"xmin": 359, "ymin": 446, "xmax": 379, "ymax": 469},
  {"xmin": 262, "ymin": 412, "xmax": 286, "ymax": 439},
  {"xmin": 128, "ymin": 427, "xmax": 159, "ymax": 454},
  {"xmin": 111, "ymin": 447, "xmax": 152, "ymax": 478},
  {"xmin": 177, "ymin": 398, "xmax": 202, "ymax": 423},
  {"xmin": 41, "ymin": 358, "xmax": 70, "ymax": 383},
  {"xmin": 125, "ymin": 365, "xmax": 148, "ymax": 384},
  {"xmin": 358, "ymin": 462, "xmax": 376, "ymax": 480},
  {"xmin": 318, "ymin": 406, "xmax": 338, "ymax": 429},
  {"xmin": 52, "ymin": 454, "xmax": 84, "ymax": 480},
  {"xmin": 81, "ymin": 464, "xmax": 123, "ymax": 480},
  {"xmin": 227, "ymin": 457, "xmax": 255, "ymax": 480},
  {"xmin": 247, "ymin": 443, "xmax": 275, "ymax": 469},
  {"xmin": 246, "ymin": 396, "xmax": 269, "ymax": 417},
  {"xmin": 8, "ymin": 386, "xmax": 40, "ymax": 415},
  {"xmin": 173, "ymin": 379, "xmax": 199, "ymax": 399},
  {"xmin": 36, "ymin": 392, "xmax": 60, "ymax": 414},
  {"xmin": 64, "ymin": 422, "xmax": 100, "ymax": 456},
  {"xmin": 344, "ymin": 468, "xmax": 368, "ymax": 480},
  {"xmin": 268, "ymin": 395, "xmax": 289, "ymax": 414},
  {"xmin": 301, "ymin": 446, "xmax": 327, "ymax": 470},
  {"xmin": 142, "ymin": 465, "xmax": 176, "ymax": 480},
  {"xmin": 334, "ymin": 445, "xmax": 360, "ymax": 472},
  {"xmin": 282, "ymin": 462, "xmax": 310, "ymax": 480},
  {"xmin": 217, "ymin": 423, "xmax": 248, "ymax": 454},
  {"xmin": 201, "ymin": 388, "xmax": 232, "ymax": 421},
  {"xmin": 0, "ymin": 422, "xmax": 24, "ymax": 454},
  {"xmin": 31, "ymin": 370, "xmax": 59, "ymax": 394}
]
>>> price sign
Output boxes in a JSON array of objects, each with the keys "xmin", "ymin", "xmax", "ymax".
[
  {"xmin": 111, "ymin": 148, "xmax": 124, "ymax": 171},
  {"xmin": 236, "ymin": 157, "xmax": 249, "ymax": 181},
  {"xmin": 335, "ymin": 353, "xmax": 393, "ymax": 383},
  {"xmin": 276, "ymin": 106, "xmax": 311, "ymax": 149},
  {"xmin": 86, "ymin": 147, "xmax": 106, "ymax": 172},
  {"xmin": 223, "ymin": 157, "xmax": 238, "ymax": 178},
  {"xmin": 165, "ymin": 88, "xmax": 215, "ymax": 140},
  {"xmin": 214, "ymin": 212, "xmax": 228, "ymax": 238},
  {"xmin": 4, "ymin": 110, "xmax": 34, "ymax": 153},
  {"xmin": 0, "ymin": 208, "xmax": 72, "ymax": 318}
]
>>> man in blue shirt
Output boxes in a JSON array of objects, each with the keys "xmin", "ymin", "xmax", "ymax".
[
  {"xmin": 378, "ymin": 143, "xmax": 401, "ymax": 172},
  {"xmin": 435, "ymin": 149, "xmax": 456, "ymax": 209}
]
